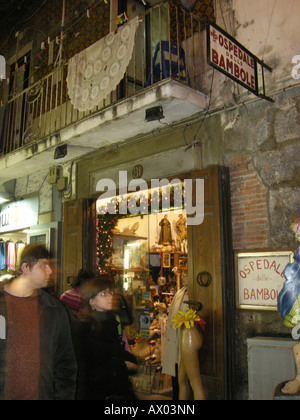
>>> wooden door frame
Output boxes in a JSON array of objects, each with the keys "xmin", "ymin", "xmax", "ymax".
[
  {"xmin": 62, "ymin": 198, "xmax": 96, "ymax": 292},
  {"xmin": 218, "ymin": 166, "xmax": 235, "ymax": 400},
  {"xmin": 186, "ymin": 166, "xmax": 234, "ymax": 399},
  {"xmin": 77, "ymin": 165, "xmax": 235, "ymax": 399}
]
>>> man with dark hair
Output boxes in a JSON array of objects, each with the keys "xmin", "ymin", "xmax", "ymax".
[
  {"xmin": 0, "ymin": 243, "xmax": 77, "ymax": 400},
  {"xmin": 20, "ymin": 243, "xmax": 51, "ymax": 267}
]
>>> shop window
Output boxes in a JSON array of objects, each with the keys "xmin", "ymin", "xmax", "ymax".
[
  {"xmin": 0, "ymin": 232, "xmax": 27, "ymax": 281},
  {"xmin": 96, "ymin": 182, "xmax": 188, "ymax": 396}
]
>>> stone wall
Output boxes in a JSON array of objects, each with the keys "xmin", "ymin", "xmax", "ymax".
[
  {"xmin": 14, "ymin": 169, "xmax": 53, "ymax": 218},
  {"xmin": 221, "ymin": 85, "xmax": 300, "ymax": 399},
  {"xmin": 222, "ymin": 86, "xmax": 300, "ymax": 249},
  {"xmin": 190, "ymin": 73, "xmax": 300, "ymax": 398}
]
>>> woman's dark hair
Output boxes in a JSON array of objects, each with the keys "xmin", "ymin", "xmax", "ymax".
[
  {"xmin": 80, "ymin": 275, "xmax": 115, "ymax": 302},
  {"xmin": 78, "ymin": 275, "xmax": 116, "ymax": 321},
  {"xmin": 72, "ymin": 269, "xmax": 95, "ymax": 288},
  {"xmin": 116, "ymin": 294, "xmax": 133, "ymax": 327}
]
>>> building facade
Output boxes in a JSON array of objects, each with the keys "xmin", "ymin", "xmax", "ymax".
[{"xmin": 0, "ymin": 0, "xmax": 299, "ymax": 400}]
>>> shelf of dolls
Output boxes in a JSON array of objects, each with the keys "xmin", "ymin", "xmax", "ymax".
[
  {"xmin": 128, "ymin": 298, "xmax": 172, "ymax": 396},
  {"xmin": 108, "ymin": 230, "xmax": 187, "ymax": 396},
  {"xmin": 107, "ymin": 265, "xmax": 151, "ymax": 273},
  {"xmin": 112, "ymin": 232, "xmax": 148, "ymax": 241},
  {"xmin": 148, "ymin": 250, "xmax": 188, "ymax": 269},
  {"xmin": 109, "ymin": 232, "xmax": 149, "ymax": 287},
  {"xmin": 107, "ymin": 266, "xmax": 151, "ymax": 310}
]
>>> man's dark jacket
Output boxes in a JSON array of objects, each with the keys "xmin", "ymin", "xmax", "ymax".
[{"xmin": 0, "ymin": 280, "xmax": 77, "ymax": 400}]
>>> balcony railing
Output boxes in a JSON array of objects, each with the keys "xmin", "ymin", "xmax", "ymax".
[{"xmin": 0, "ymin": 1, "xmax": 205, "ymax": 157}]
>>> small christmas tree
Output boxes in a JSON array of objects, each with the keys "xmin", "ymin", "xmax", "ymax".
[{"xmin": 96, "ymin": 213, "xmax": 118, "ymax": 273}]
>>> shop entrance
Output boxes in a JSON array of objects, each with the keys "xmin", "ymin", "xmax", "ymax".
[
  {"xmin": 62, "ymin": 165, "xmax": 234, "ymax": 400},
  {"xmin": 96, "ymin": 182, "xmax": 189, "ymax": 396}
]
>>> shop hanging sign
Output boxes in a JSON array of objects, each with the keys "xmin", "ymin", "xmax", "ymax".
[
  {"xmin": 207, "ymin": 23, "xmax": 273, "ymax": 101},
  {"xmin": 235, "ymin": 250, "xmax": 293, "ymax": 311},
  {"xmin": 0, "ymin": 197, "xmax": 38, "ymax": 233}
]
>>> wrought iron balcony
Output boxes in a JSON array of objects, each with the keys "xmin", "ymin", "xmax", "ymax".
[{"xmin": 0, "ymin": 1, "xmax": 207, "ymax": 166}]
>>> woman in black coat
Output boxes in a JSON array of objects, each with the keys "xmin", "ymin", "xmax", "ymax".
[{"xmin": 69, "ymin": 276, "xmax": 137, "ymax": 400}]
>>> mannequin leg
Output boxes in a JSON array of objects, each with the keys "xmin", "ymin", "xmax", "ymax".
[
  {"xmin": 181, "ymin": 346, "xmax": 206, "ymax": 400},
  {"xmin": 179, "ymin": 327, "xmax": 206, "ymax": 400},
  {"xmin": 178, "ymin": 361, "xmax": 191, "ymax": 400},
  {"xmin": 186, "ymin": 361, "xmax": 205, "ymax": 400}
]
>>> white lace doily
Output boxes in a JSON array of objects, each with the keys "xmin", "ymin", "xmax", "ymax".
[{"xmin": 67, "ymin": 16, "xmax": 139, "ymax": 112}]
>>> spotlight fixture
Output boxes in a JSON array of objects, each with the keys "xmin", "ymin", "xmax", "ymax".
[
  {"xmin": 54, "ymin": 144, "xmax": 68, "ymax": 160},
  {"xmin": 145, "ymin": 106, "xmax": 164, "ymax": 122}
]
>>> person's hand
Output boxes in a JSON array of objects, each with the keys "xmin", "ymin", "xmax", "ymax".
[{"xmin": 125, "ymin": 361, "xmax": 138, "ymax": 373}]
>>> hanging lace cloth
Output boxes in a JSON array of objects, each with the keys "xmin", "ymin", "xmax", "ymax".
[{"xmin": 67, "ymin": 16, "xmax": 139, "ymax": 112}]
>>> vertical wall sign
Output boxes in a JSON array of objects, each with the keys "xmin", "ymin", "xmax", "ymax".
[{"xmin": 207, "ymin": 23, "xmax": 273, "ymax": 102}]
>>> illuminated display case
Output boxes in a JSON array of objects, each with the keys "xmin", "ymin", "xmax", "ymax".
[
  {"xmin": 109, "ymin": 230, "xmax": 150, "ymax": 310},
  {"xmin": 96, "ymin": 187, "xmax": 188, "ymax": 395}
]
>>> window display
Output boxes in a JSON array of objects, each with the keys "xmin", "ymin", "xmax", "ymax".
[
  {"xmin": 96, "ymin": 193, "xmax": 189, "ymax": 395},
  {"xmin": 0, "ymin": 231, "xmax": 27, "ymax": 281}
]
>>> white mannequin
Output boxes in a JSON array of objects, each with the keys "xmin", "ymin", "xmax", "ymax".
[{"xmin": 162, "ymin": 272, "xmax": 189, "ymax": 378}]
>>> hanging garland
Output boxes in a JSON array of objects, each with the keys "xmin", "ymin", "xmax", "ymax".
[{"xmin": 96, "ymin": 185, "xmax": 186, "ymax": 273}]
